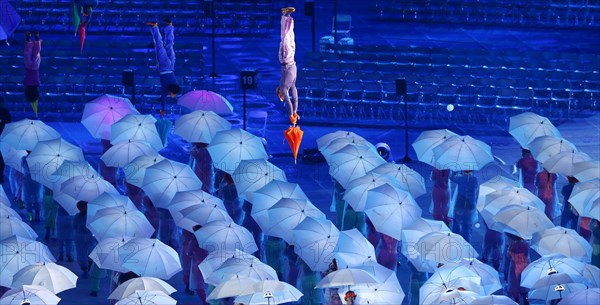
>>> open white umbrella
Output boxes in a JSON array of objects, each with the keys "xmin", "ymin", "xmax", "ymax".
[
  {"xmin": 0, "ymin": 285, "xmax": 60, "ymax": 305},
  {"xmin": 316, "ymin": 131, "xmax": 366, "ymax": 150},
  {"xmin": 328, "ymin": 144, "xmax": 386, "ymax": 188},
  {"xmin": 60, "ymin": 174, "xmax": 117, "ymax": 202},
  {"xmin": 141, "ymin": 159, "xmax": 202, "ymax": 208},
  {"xmin": 369, "ymin": 162, "xmax": 427, "ymax": 198},
  {"xmin": 177, "ymin": 90, "xmax": 234, "ymax": 115},
  {"xmin": 1, "ymin": 205, "xmax": 22, "ymax": 220},
  {"xmin": 432, "ymin": 135, "xmax": 494, "ymax": 171},
  {"xmin": 101, "ymin": 140, "xmax": 157, "ymax": 168},
  {"xmin": 342, "ymin": 173, "xmax": 402, "ymax": 211},
  {"xmin": 81, "ymin": 94, "xmax": 139, "ymax": 140},
  {"xmin": 530, "ymin": 272, "xmax": 590, "ymax": 290},
  {"xmin": 521, "ymin": 254, "xmax": 585, "ymax": 288},
  {"xmin": 232, "ymin": 159, "xmax": 287, "ymax": 200},
  {"xmin": 206, "ymin": 275, "xmax": 259, "ymax": 300},
  {"xmin": 476, "ymin": 176, "xmax": 520, "ymax": 217},
  {"xmin": 122, "ymin": 153, "xmax": 165, "ymax": 188},
  {"xmin": 441, "ymin": 258, "xmax": 502, "ymax": 295},
  {"xmin": 529, "ymin": 136, "xmax": 578, "ymax": 163},
  {"xmin": 168, "ymin": 190, "xmax": 226, "ymax": 231},
  {"xmin": 26, "ymin": 138, "xmax": 85, "ymax": 188},
  {"xmin": 532, "ymin": 226, "xmax": 593, "ymax": 262},
  {"xmin": 492, "ymin": 205, "xmax": 554, "ymax": 239},
  {"xmin": 177, "ymin": 200, "xmax": 232, "ymax": 228},
  {"xmin": 207, "ymin": 128, "xmax": 268, "ymax": 174},
  {"xmin": 416, "ymin": 232, "xmax": 478, "ymax": 264},
  {"xmin": 293, "ymin": 217, "xmax": 340, "ymax": 272},
  {"xmin": 420, "ymin": 266, "xmax": 481, "ymax": 305},
  {"xmin": 206, "ymin": 253, "xmax": 278, "ymax": 286},
  {"xmin": 412, "ymin": 129, "xmax": 458, "ymax": 166},
  {"xmin": 481, "ymin": 187, "xmax": 546, "ymax": 227},
  {"xmin": 0, "ymin": 142, "xmax": 27, "ymax": 173},
  {"xmin": 119, "ymin": 238, "xmax": 182, "ymax": 280},
  {"xmin": 320, "ymin": 136, "xmax": 377, "ymax": 162},
  {"xmin": 469, "ymin": 295, "xmax": 518, "ymax": 305},
  {"xmin": 401, "ymin": 217, "xmax": 451, "ymax": 273},
  {"xmin": 334, "ymin": 229, "xmax": 377, "ymax": 269},
  {"xmin": 174, "ymin": 110, "xmax": 232, "ymax": 144},
  {"xmin": 87, "ymin": 206, "xmax": 155, "ymax": 240},
  {"xmin": 256, "ymin": 198, "xmax": 325, "ymax": 243},
  {"xmin": 115, "ymin": 290, "xmax": 177, "ymax": 305},
  {"xmin": 528, "ymin": 283, "xmax": 587, "ymax": 301},
  {"xmin": 0, "ymin": 216, "xmax": 38, "ymax": 240},
  {"xmin": 543, "ymin": 150, "xmax": 592, "ymax": 177},
  {"xmin": 364, "ymin": 183, "xmax": 421, "ymax": 239},
  {"xmin": 87, "ymin": 192, "xmax": 137, "ymax": 221},
  {"xmin": 194, "ymin": 220, "xmax": 258, "ymax": 254},
  {"xmin": 569, "ymin": 179, "xmax": 600, "ymax": 221},
  {"xmin": 558, "ymin": 287, "xmax": 600, "ymax": 305},
  {"xmin": 509, "ymin": 112, "xmax": 561, "ymax": 149},
  {"xmin": 199, "ymin": 249, "xmax": 257, "ymax": 281},
  {"xmin": 50, "ymin": 161, "xmax": 98, "ymax": 215},
  {"xmin": 0, "ymin": 236, "xmax": 55, "ymax": 287},
  {"xmin": 10, "ymin": 262, "xmax": 77, "ymax": 294},
  {"xmin": 234, "ymin": 280, "xmax": 303, "ymax": 305},
  {"xmin": 0, "ymin": 119, "xmax": 60, "ymax": 151},
  {"xmin": 343, "ymin": 263, "xmax": 405, "ymax": 305},
  {"xmin": 316, "ymin": 267, "xmax": 379, "ymax": 289},
  {"xmin": 110, "ymin": 114, "xmax": 164, "ymax": 150},
  {"xmin": 572, "ymin": 160, "xmax": 600, "ymax": 182},
  {"xmin": 108, "ymin": 277, "xmax": 176, "ymax": 300},
  {"xmin": 582, "ymin": 264, "xmax": 600, "ymax": 288},
  {"xmin": 89, "ymin": 237, "xmax": 132, "ymax": 273},
  {"xmin": 249, "ymin": 180, "xmax": 308, "ymax": 223}
]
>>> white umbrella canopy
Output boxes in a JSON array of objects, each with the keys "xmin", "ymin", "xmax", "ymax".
[
  {"xmin": 1, "ymin": 205, "xmax": 22, "ymax": 220},
  {"xmin": 369, "ymin": 162, "xmax": 427, "ymax": 199},
  {"xmin": 59, "ymin": 174, "xmax": 118, "ymax": 202},
  {"xmin": 441, "ymin": 258, "xmax": 502, "ymax": 295},
  {"xmin": 558, "ymin": 287, "xmax": 600, "ymax": 305},
  {"xmin": 572, "ymin": 160, "xmax": 600, "ymax": 182},
  {"xmin": 141, "ymin": 159, "xmax": 202, "ymax": 208},
  {"xmin": 401, "ymin": 217, "xmax": 452, "ymax": 273},
  {"xmin": 491, "ymin": 205, "xmax": 554, "ymax": 239},
  {"xmin": 108, "ymin": 277, "xmax": 176, "ymax": 300},
  {"xmin": 115, "ymin": 290, "xmax": 177, "ymax": 305},
  {"xmin": 174, "ymin": 110, "xmax": 232, "ymax": 144},
  {"xmin": 177, "ymin": 90, "xmax": 234, "ymax": 115},
  {"xmin": 234, "ymin": 280, "xmax": 303, "ymax": 305},
  {"xmin": 194, "ymin": 220, "xmax": 258, "ymax": 254},
  {"xmin": 177, "ymin": 200, "xmax": 232, "ymax": 229},
  {"xmin": 476, "ymin": 176, "xmax": 520, "ymax": 216},
  {"xmin": 89, "ymin": 237, "xmax": 133, "ymax": 273},
  {"xmin": 0, "ymin": 285, "xmax": 61, "ymax": 305},
  {"xmin": 328, "ymin": 144, "xmax": 386, "ymax": 188},
  {"xmin": 232, "ymin": 159, "xmax": 287, "ymax": 200},
  {"xmin": 0, "ymin": 142, "xmax": 27, "ymax": 173},
  {"xmin": 480, "ymin": 187, "xmax": 546, "ymax": 228},
  {"xmin": 508, "ymin": 112, "xmax": 561, "ymax": 149},
  {"xmin": 343, "ymin": 263, "xmax": 404, "ymax": 305},
  {"xmin": 469, "ymin": 295, "xmax": 518, "ymax": 305},
  {"xmin": 122, "ymin": 153, "xmax": 165, "ymax": 188},
  {"xmin": 206, "ymin": 275, "xmax": 260, "ymax": 300},
  {"xmin": 416, "ymin": 232, "xmax": 478, "ymax": 264},
  {"xmin": 81, "ymin": 94, "xmax": 139, "ymax": 140},
  {"xmin": 0, "ymin": 236, "xmax": 55, "ymax": 287},
  {"xmin": 543, "ymin": 150, "xmax": 592, "ymax": 177},
  {"xmin": 430, "ymin": 290, "xmax": 480, "ymax": 305},
  {"xmin": 420, "ymin": 266, "xmax": 482, "ymax": 305},
  {"xmin": 528, "ymin": 136, "xmax": 578, "ymax": 163},
  {"xmin": 528, "ymin": 283, "xmax": 587, "ymax": 301},
  {"xmin": 101, "ymin": 140, "xmax": 157, "ymax": 168},
  {"xmin": 316, "ymin": 267, "xmax": 379, "ymax": 288},
  {"xmin": 532, "ymin": 226, "xmax": 593, "ymax": 262},
  {"xmin": 432, "ymin": 135, "xmax": 494, "ymax": 171},
  {"xmin": 582, "ymin": 264, "xmax": 600, "ymax": 288},
  {"xmin": 569, "ymin": 179, "xmax": 600, "ymax": 221},
  {"xmin": 26, "ymin": 138, "xmax": 85, "ymax": 188},
  {"xmin": 119, "ymin": 238, "xmax": 182, "ymax": 280},
  {"xmin": 342, "ymin": 172, "xmax": 403, "ymax": 211},
  {"xmin": 320, "ymin": 136, "xmax": 377, "ymax": 162},
  {"xmin": 87, "ymin": 206, "xmax": 155, "ymax": 241},
  {"xmin": 256, "ymin": 198, "xmax": 325, "ymax": 243},
  {"xmin": 530, "ymin": 272, "xmax": 590, "ymax": 290},
  {"xmin": 50, "ymin": 161, "xmax": 99, "ymax": 215},
  {"xmin": 364, "ymin": 184, "xmax": 421, "ymax": 239},
  {"xmin": 206, "ymin": 253, "xmax": 278, "ymax": 286},
  {"xmin": 316, "ymin": 130, "xmax": 366, "ymax": 150},
  {"xmin": 110, "ymin": 114, "xmax": 164, "ymax": 150},
  {"xmin": 10, "ymin": 262, "xmax": 77, "ymax": 294},
  {"xmin": 168, "ymin": 190, "xmax": 226, "ymax": 231},
  {"xmin": 292, "ymin": 217, "xmax": 340, "ymax": 272},
  {"xmin": 249, "ymin": 180, "xmax": 308, "ymax": 223},
  {"xmin": 199, "ymin": 249, "xmax": 257, "ymax": 281},
  {"xmin": 412, "ymin": 129, "xmax": 458, "ymax": 166},
  {"xmin": 0, "ymin": 216, "xmax": 38, "ymax": 240},
  {"xmin": 334, "ymin": 229, "xmax": 377, "ymax": 269},
  {"xmin": 521, "ymin": 254, "xmax": 586, "ymax": 288},
  {"xmin": 0, "ymin": 119, "xmax": 61, "ymax": 151},
  {"xmin": 87, "ymin": 192, "xmax": 138, "ymax": 221},
  {"xmin": 207, "ymin": 128, "xmax": 268, "ymax": 174}
]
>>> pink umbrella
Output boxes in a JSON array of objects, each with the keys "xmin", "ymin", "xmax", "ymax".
[
  {"xmin": 177, "ymin": 90, "xmax": 234, "ymax": 115},
  {"xmin": 81, "ymin": 95, "xmax": 139, "ymax": 140}
]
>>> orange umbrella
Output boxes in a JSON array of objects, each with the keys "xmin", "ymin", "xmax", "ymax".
[{"xmin": 284, "ymin": 125, "xmax": 303, "ymax": 164}]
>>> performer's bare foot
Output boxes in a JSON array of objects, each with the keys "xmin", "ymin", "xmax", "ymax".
[
  {"xmin": 276, "ymin": 86, "xmax": 284, "ymax": 102},
  {"xmin": 163, "ymin": 18, "xmax": 173, "ymax": 26},
  {"xmin": 146, "ymin": 21, "xmax": 158, "ymax": 27}
]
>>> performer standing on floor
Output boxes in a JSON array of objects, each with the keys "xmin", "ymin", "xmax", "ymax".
[{"xmin": 277, "ymin": 7, "xmax": 299, "ymax": 125}]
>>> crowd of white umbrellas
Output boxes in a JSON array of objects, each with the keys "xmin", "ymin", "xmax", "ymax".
[{"xmin": 0, "ymin": 95, "xmax": 598, "ymax": 305}]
